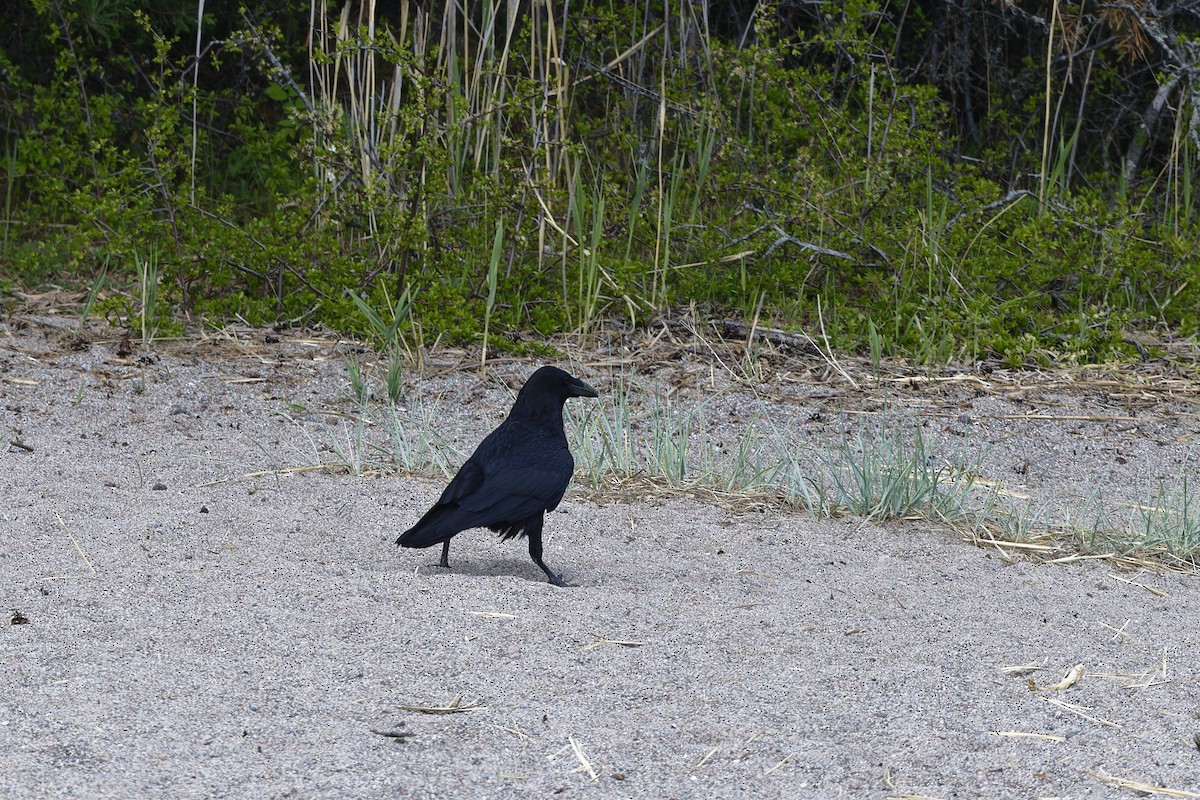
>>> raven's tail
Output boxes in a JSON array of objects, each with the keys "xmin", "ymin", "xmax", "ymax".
[{"xmin": 396, "ymin": 504, "xmax": 460, "ymax": 548}]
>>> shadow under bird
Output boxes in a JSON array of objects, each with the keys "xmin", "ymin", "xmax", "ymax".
[{"xmin": 396, "ymin": 366, "xmax": 599, "ymax": 586}]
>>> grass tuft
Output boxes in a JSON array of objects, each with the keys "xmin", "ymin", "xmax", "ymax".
[
  {"xmin": 818, "ymin": 425, "xmax": 981, "ymax": 523},
  {"xmin": 1136, "ymin": 475, "xmax": 1200, "ymax": 557}
]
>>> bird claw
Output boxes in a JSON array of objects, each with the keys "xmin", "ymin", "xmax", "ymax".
[{"xmin": 545, "ymin": 571, "xmax": 572, "ymax": 588}]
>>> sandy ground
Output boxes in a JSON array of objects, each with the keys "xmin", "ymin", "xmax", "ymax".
[{"xmin": 2, "ymin": 315, "xmax": 1199, "ymax": 799}]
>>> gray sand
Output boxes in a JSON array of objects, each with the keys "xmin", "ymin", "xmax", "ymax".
[{"xmin": 2, "ymin": 319, "xmax": 1198, "ymax": 798}]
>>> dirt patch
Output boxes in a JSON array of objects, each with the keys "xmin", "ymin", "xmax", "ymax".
[{"xmin": 2, "ymin": 312, "xmax": 1199, "ymax": 798}]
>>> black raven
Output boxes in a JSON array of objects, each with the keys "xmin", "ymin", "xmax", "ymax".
[{"xmin": 396, "ymin": 366, "xmax": 598, "ymax": 586}]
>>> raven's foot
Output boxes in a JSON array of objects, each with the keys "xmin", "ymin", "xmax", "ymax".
[
  {"xmin": 528, "ymin": 532, "xmax": 569, "ymax": 587},
  {"xmin": 536, "ymin": 561, "xmax": 571, "ymax": 587}
]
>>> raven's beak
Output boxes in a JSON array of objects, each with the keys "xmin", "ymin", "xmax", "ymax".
[{"xmin": 569, "ymin": 377, "xmax": 599, "ymax": 398}]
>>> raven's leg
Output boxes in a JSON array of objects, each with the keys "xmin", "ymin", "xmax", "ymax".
[
  {"xmin": 439, "ymin": 539, "xmax": 451, "ymax": 568},
  {"xmin": 527, "ymin": 519, "xmax": 568, "ymax": 587}
]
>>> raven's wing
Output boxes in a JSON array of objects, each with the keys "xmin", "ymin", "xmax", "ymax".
[
  {"xmin": 435, "ymin": 455, "xmax": 486, "ymax": 505},
  {"xmin": 395, "ymin": 452, "xmax": 488, "ymax": 548},
  {"xmin": 456, "ymin": 448, "xmax": 574, "ymax": 523},
  {"xmin": 398, "ymin": 428, "xmax": 572, "ymax": 548},
  {"xmin": 446, "ymin": 418, "xmax": 573, "ymax": 516}
]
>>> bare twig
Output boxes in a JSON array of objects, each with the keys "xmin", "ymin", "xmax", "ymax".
[
  {"xmin": 56, "ymin": 513, "xmax": 97, "ymax": 575},
  {"xmin": 395, "ymin": 694, "xmax": 485, "ymax": 714}
]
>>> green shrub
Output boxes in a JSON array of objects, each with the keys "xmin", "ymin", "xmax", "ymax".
[{"xmin": 1, "ymin": 1, "xmax": 1197, "ymax": 365}]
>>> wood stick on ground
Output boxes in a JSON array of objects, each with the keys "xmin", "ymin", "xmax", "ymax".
[
  {"xmin": 568, "ymin": 736, "xmax": 599, "ymax": 782},
  {"xmin": 395, "ymin": 695, "xmax": 485, "ymax": 714},
  {"xmin": 56, "ymin": 512, "xmax": 97, "ymax": 574},
  {"xmin": 1086, "ymin": 770, "xmax": 1200, "ymax": 798}
]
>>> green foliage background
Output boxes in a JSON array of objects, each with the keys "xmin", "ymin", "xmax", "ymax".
[{"xmin": 1, "ymin": 0, "xmax": 1198, "ymax": 364}]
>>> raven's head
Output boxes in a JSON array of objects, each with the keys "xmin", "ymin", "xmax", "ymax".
[
  {"xmin": 513, "ymin": 366, "xmax": 599, "ymax": 416},
  {"xmin": 531, "ymin": 365, "xmax": 598, "ymax": 401}
]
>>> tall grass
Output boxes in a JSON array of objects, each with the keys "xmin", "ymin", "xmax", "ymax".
[
  {"xmin": 566, "ymin": 169, "xmax": 607, "ymax": 333},
  {"xmin": 348, "ymin": 283, "xmax": 413, "ymax": 401},
  {"xmin": 481, "ymin": 219, "xmax": 503, "ymax": 368},
  {"xmin": 1, "ymin": 139, "xmax": 15, "ymax": 263},
  {"xmin": 135, "ymin": 251, "xmax": 160, "ymax": 348},
  {"xmin": 302, "ymin": 0, "xmax": 724, "ymax": 330},
  {"xmin": 78, "ymin": 258, "xmax": 109, "ymax": 334},
  {"xmin": 1166, "ymin": 111, "xmax": 1197, "ymax": 235}
]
